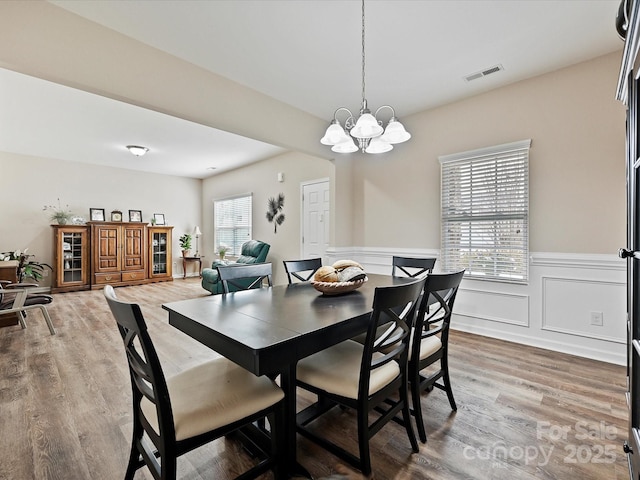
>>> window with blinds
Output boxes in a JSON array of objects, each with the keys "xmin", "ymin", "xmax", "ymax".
[
  {"xmin": 439, "ymin": 139, "xmax": 530, "ymax": 284},
  {"xmin": 214, "ymin": 194, "xmax": 252, "ymax": 256}
]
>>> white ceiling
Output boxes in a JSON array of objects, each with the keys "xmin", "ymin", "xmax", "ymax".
[
  {"xmin": 1, "ymin": 0, "xmax": 624, "ymax": 179},
  {"xmin": 0, "ymin": 68, "xmax": 288, "ymax": 179}
]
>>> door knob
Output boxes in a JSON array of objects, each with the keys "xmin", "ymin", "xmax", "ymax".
[{"xmin": 619, "ymin": 248, "xmax": 638, "ymax": 259}]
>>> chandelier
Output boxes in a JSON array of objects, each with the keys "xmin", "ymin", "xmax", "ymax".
[{"xmin": 320, "ymin": 0, "xmax": 411, "ymax": 154}]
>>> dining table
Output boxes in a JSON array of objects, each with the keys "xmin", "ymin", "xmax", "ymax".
[{"xmin": 162, "ymin": 273, "xmax": 412, "ymax": 479}]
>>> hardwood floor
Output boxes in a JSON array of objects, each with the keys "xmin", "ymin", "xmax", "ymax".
[{"xmin": 0, "ymin": 279, "xmax": 628, "ymax": 480}]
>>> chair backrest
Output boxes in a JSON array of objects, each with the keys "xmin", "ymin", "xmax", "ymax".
[
  {"xmin": 283, "ymin": 258, "xmax": 322, "ymax": 284},
  {"xmin": 217, "ymin": 263, "xmax": 273, "ymax": 293},
  {"xmin": 412, "ymin": 270, "xmax": 465, "ymax": 363},
  {"xmin": 392, "ymin": 256, "xmax": 437, "ymax": 278},
  {"xmin": 359, "ymin": 278, "xmax": 426, "ymax": 398},
  {"xmin": 236, "ymin": 240, "xmax": 270, "ymax": 264},
  {"xmin": 103, "ymin": 286, "xmax": 175, "ymax": 452}
]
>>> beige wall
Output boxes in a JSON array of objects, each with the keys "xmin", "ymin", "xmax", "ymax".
[
  {"xmin": 0, "ymin": 152, "xmax": 202, "ymax": 286},
  {"xmin": 351, "ymin": 51, "xmax": 626, "ymax": 254},
  {"xmin": 201, "ymin": 151, "xmax": 333, "ymax": 285}
]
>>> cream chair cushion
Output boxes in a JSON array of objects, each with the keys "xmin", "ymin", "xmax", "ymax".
[
  {"xmin": 297, "ymin": 339, "xmax": 400, "ymax": 399},
  {"xmin": 414, "ymin": 334, "xmax": 442, "ymax": 361},
  {"xmin": 378, "ymin": 328, "xmax": 441, "ymax": 361},
  {"xmin": 141, "ymin": 357, "xmax": 283, "ymax": 441}
]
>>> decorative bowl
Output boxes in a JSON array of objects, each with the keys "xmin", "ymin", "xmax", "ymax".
[{"xmin": 311, "ymin": 277, "xmax": 368, "ymax": 296}]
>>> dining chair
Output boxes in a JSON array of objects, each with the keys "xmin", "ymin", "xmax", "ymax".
[
  {"xmin": 283, "ymin": 258, "xmax": 322, "ymax": 284},
  {"xmin": 217, "ymin": 263, "xmax": 273, "ymax": 293},
  {"xmin": 392, "ymin": 256, "xmax": 436, "ymax": 278},
  {"xmin": 0, "ymin": 282, "xmax": 55, "ymax": 335},
  {"xmin": 103, "ymin": 285, "xmax": 285, "ymax": 480},
  {"xmin": 296, "ymin": 278, "xmax": 425, "ymax": 476},
  {"xmin": 409, "ymin": 270, "xmax": 464, "ymax": 443},
  {"xmin": 349, "ymin": 255, "xmax": 434, "ymax": 346},
  {"xmin": 391, "ymin": 255, "xmax": 437, "ymax": 335}
]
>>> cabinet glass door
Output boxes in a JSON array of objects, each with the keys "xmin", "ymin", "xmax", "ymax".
[
  {"xmin": 152, "ymin": 231, "xmax": 168, "ymax": 275},
  {"xmin": 62, "ymin": 231, "xmax": 84, "ymax": 283}
]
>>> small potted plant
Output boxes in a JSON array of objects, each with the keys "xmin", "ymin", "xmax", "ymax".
[
  {"xmin": 43, "ymin": 198, "xmax": 73, "ymax": 225},
  {"xmin": 179, "ymin": 233, "xmax": 192, "ymax": 257},
  {"xmin": 0, "ymin": 249, "xmax": 52, "ymax": 283},
  {"xmin": 217, "ymin": 245, "xmax": 229, "ymax": 260}
]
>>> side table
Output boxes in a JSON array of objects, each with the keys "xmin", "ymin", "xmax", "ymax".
[{"xmin": 182, "ymin": 256, "xmax": 204, "ymax": 279}]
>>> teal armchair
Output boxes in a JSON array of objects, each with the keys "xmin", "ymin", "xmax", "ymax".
[{"xmin": 201, "ymin": 240, "xmax": 270, "ymax": 294}]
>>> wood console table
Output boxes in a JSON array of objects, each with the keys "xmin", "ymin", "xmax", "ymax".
[
  {"xmin": 0, "ymin": 261, "xmax": 18, "ymax": 327},
  {"xmin": 182, "ymin": 256, "xmax": 204, "ymax": 278}
]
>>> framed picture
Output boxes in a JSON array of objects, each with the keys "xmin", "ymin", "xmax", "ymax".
[
  {"xmin": 129, "ymin": 210, "xmax": 142, "ymax": 222},
  {"xmin": 111, "ymin": 210, "xmax": 122, "ymax": 222},
  {"xmin": 90, "ymin": 208, "xmax": 105, "ymax": 222},
  {"xmin": 153, "ymin": 213, "xmax": 166, "ymax": 225}
]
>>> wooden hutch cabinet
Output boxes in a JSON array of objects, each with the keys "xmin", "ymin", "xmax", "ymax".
[
  {"xmin": 51, "ymin": 222, "xmax": 174, "ymax": 291},
  {"xmin": 52, "ymin": 225, "xmax": 90, "ymax": 293},
  {"xmin": 148, "ymin": 226, "xmax": 173, "ymax": 281},
  {"xmin": 91, "ymin": 222, "xmax": 147, "ymax": 288}
]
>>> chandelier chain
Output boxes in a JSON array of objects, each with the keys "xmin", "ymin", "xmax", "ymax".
[
  {"xmin": 320, "ymin": 0, "xmax": 411, "ymax": 153},
  {"xmin": 361, "ymin": 0, "xmax": 366, "ymax": 106}
]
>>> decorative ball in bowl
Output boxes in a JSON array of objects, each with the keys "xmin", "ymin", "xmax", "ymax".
[{"xmin": 311, "ymin": 277, "xmax": 368, "ymax": 296}]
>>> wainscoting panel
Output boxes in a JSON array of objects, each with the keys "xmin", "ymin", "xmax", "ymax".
[
  {"xmin": 329, "ymin": 247, "xmax": 627, "ymax": 365},
  {"xmin": 455, "ymin": 287, "xmax": 530, "ymax": 327},
  {"xmin": 541, "ymin": 276, "xmax": 626, "ymax": 343}
]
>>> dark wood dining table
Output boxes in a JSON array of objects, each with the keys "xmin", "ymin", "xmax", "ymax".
[{"xmin": 162, "ymin": 273, "xmax": 411, "ymax": 479}]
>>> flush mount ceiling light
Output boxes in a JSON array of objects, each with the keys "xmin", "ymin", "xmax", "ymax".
[
  {"xmin": 126, "ymin": 145, "xmax": 149, "ymax": 157},
  {"xmin": 320, "ymin": 0, "xmax": 410, "ymax": 154}
]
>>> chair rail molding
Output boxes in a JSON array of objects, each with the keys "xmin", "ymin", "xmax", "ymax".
[{"xmin": 530, "ymin": 252, "xmax": 625, "ymax": 270}]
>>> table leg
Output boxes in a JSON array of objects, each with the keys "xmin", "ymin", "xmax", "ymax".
[
  {"xmin": 279, "ymin": 362, "xmax": 312, "ymax": 479},
  {"xmin": 182, "ymin": 257, "xmax": 187, "ymax": 279}
]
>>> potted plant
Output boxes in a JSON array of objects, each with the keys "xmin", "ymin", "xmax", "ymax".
[
  {"xmin": 43, "ymin": 198, "xmax": 73, "ymax": 225},
  {"xmin": 217, "ymin": 245, "xmax": 229, "ymax": 260},
  {"xmin": 179, "ymin": 234, "xmax": 192, "ymax": 257},
  {"xmin": 0, "ymin": 249, "xmax": 53, "ymax": 283}
]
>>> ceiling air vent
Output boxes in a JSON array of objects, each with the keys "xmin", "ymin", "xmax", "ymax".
[{"xmin": 464, "ymin": 64, "xmax": 504, "ymax": 82}]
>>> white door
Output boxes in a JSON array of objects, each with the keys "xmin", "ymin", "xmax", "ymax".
[{"xmin": 302, "ymin": 180, "xmax": 330, "ymax": 260}]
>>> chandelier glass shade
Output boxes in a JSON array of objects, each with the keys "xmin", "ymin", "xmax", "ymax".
[{"xmin": 320, "ymin": 0, "xmax": 411, "ymax": 154}]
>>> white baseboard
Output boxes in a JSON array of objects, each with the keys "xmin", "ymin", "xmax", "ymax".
[{"xmin": 452, "ymin": 316, "xmax": 625, "ymax": 366}]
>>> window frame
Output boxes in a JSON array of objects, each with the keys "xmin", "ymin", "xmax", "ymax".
[
  {"xmin": 439, "ymin": 139, "xmax": 530, "ymax": 284},
  {"xmin": 213, "ymin": 193, "xmax": 253, "ymax": 257}
]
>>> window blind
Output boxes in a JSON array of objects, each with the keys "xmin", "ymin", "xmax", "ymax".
[
  {"xmin": 214, "ymin": 194, "xmax": 252, "ymax": 256},
  {"xmin": 440, "ymin": 139, "xmax": 530, "ymax": 283}
]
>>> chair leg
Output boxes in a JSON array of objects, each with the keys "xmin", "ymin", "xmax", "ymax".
[
  {"xmin": 162, "ymin": 456, "xmax": 177, "ymax": 480},
  {"xmin": 124, "ymin": 431, "xmax": 142, "ymax": 480},
  {"xmin": 357, "ymin": 406, "xmax": 372, "ymax": 477},
  {"xmin": 400, "ymin": 384, "xmax": 419, "ymax": 452},
  {"xmin": 442, "ymin": 356, "xmax": 457, "ymax": 411},
  {"xmin": 124, "ymin": 451, "xmax": 138, "ymax": 480},
  {"xmin": 411, "ymin": 375, "xmax": 427, "ymax": 443},
  {"xmin": 18, "ymin": 311, "xmax": 27, "ymax": 330},
  {"xmin": 38, "ymin": 306, "xmax": 56, "ymax": 335}
]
